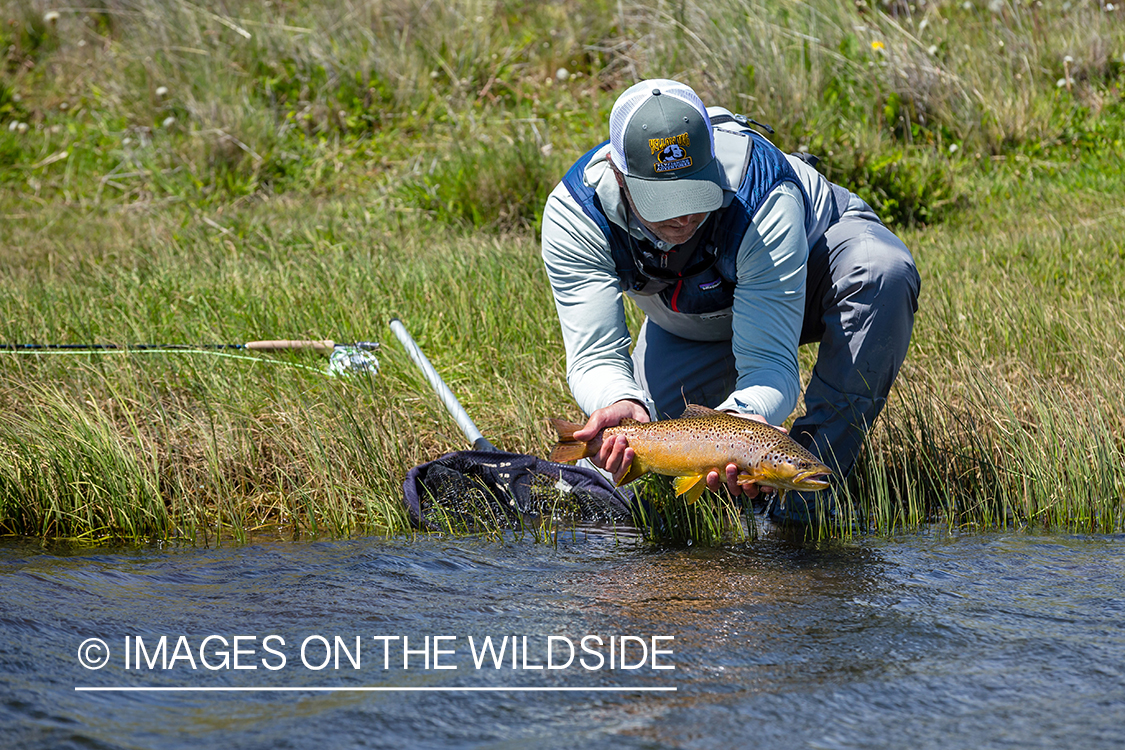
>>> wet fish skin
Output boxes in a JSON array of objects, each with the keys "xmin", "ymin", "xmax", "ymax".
[{"xmin": 548, "ymin": 404, "xmax": 832, "ymax": 504}]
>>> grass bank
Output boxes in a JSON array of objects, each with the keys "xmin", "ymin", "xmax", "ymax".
[{"xmin": 1, "ymin": 0, "xmax": 1123, "ymax": 543}]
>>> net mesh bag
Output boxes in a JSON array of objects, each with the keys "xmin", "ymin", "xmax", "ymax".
[{"xmin": 403, "ymin": 450, "xmax": 638, "ymax": 531}]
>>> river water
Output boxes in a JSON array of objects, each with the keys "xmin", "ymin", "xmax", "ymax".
[{"xmin": 1, "ymin": 526, "xmax": 1123, "ymax": 749}]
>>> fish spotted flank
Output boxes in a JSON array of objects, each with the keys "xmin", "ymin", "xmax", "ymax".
[{"xmin": 549, "ymin": 404, "xmax": 831, "ymax": 505}]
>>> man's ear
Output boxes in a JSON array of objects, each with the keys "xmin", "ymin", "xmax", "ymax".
[{"xmin": 606, "ymin": 154, "xmax": 626, "ymax": 188}]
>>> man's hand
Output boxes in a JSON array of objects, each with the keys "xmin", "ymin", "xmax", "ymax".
[
  {"xmin": 705, "ymin": 412, "xmax": 783, "ymax": 499},
  {"xmin": 572, "ymin": 399, "xmax": 649, "ymax": 484}
]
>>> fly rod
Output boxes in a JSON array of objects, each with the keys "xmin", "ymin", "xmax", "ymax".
[
  {"xmin": 388, "ymin": 317, "xmax": 498, "ymax": 453},
  {"xmin": 0, "ymin": 339, "xmax": 378, "ymax": 353},
  {"xmin": 0, "ymin": 339, "xmax": 381, "ymax": 376}
]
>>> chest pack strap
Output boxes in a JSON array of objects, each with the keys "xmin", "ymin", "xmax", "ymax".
[
  {"xmin": 561, "ymin": 141, "xmax": 645, "ymax": 292},
  {"xmin": 712, "ymin": 114, "xmax": 850, "ymax": 225}
]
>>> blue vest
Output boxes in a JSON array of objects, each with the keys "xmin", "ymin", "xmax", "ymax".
[{"xmin": 561, "ymin": 130, "xmax": 807, "ymax": 315}]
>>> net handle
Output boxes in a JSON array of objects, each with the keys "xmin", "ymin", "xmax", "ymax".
[{"xmin": 389, "ymin": 318, "xmax": 499, "ymax": 453}]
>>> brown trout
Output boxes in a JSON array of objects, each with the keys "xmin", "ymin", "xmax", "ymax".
[{"xmin": 549, "ymin": 404, "xmax": 831, "ymax": 504}]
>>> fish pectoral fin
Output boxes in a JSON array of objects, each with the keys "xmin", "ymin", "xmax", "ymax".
[
  {"xmin": 736, "ymin": 472, "xmax": 767, "ymax": 486},
  {"xmin": 672, "ymin": 474, "xmax": 708, "ymax": 504}
]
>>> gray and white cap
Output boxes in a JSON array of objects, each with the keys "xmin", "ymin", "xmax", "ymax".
[{"xmin": 608, "ymin": 79, "xmax": 723, "ymax": 223}]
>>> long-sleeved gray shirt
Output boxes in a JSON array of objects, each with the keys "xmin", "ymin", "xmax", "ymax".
[{"xmin": 541, "ymin": 110, "xmax": 858, "ymax": 425}]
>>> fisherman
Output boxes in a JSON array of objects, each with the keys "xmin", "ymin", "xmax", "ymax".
[{"xmin": 540, "ymin": 79, "xmax": 920, "ymax": 526}]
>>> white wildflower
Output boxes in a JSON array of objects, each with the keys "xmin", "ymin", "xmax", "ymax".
[
  {"xmin": 155, "ymin": 86, "xmax": 169, "ymax": 98},
  {"xmin": 17, "ymin": 122, "xmax": 27, "ymax": 133},
  {"xmin": 555, "ymin": 67, "xmax": 570, "ymax": 81},
  {"xmin": 7, "ymin": 120, "xmax": 18, "ymax": 132},
  {"xmin": 949, "ymin": 143, "xmax": 959, "ymax": 153},
  {"xmin": 43, "ymin": 10, "xmax": 60, "ymax": 24},
  {"xmin": 162, "ymin": 116, "xmax": 175, "ymax": 128}
]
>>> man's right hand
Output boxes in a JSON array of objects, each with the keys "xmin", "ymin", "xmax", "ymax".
[{"xmin": 572, "ymin": 399, "xmax": 649, "ymax": 484}]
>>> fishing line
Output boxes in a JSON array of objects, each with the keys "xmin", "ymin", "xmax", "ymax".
[
  {"xmin": 0, "ymin": 341, "xmax": 381, "ymax": 378},
  {"xmin": 1, "ymin": 347, "xmax": 327, "ymax": 376}
]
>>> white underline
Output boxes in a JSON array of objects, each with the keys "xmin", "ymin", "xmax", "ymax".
[{"xmin": 75, "ymin": 686, "xmax": 676, "ymax": 692}]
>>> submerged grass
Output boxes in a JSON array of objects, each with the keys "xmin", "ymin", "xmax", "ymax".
[
  {"xmin": 1, "ymin": 0, "xmax": 1123, "ymax": 543},
  {"xmin": 630, "ymin": 475, "xmax": 756, "ymax": 548}
]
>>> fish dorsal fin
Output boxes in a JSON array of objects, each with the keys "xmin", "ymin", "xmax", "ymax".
[{"xmin": 679, "ymin": 404, "xmax": 723, "ymax": 419}]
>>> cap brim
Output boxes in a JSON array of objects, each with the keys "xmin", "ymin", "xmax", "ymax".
[{"xmin": 622, "ymin": 158, "xmax": 724, "ymax": 223}]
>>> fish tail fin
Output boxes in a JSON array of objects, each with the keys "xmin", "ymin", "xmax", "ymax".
[{"xmin": 548, "ymin": 418, "xmax": 594, "ymax": 464}]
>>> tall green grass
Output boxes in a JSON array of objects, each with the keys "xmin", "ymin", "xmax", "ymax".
[{"xmin": 1, "ymin": 0, "xmax": 1123, "ymax": 542}]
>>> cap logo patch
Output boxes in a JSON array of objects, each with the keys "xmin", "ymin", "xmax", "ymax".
[{"xmin": 650, "ymin": 132, "xmax": 693, "ymax": 173}]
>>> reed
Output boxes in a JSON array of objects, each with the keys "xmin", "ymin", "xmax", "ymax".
[
  {"xmin": 629, "ymin": 475, "xmax": 756, "ymax": 547},
  {"xmin": 1, "ymin": 0, "xmax": 1122, "ymax": 543}
]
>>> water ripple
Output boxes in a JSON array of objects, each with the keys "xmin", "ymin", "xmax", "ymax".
[{"xmin": 0, "ymin": 531, "xmax": 1122, "ymax": 749}]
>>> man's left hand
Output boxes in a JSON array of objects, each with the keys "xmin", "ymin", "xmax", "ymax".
[{"xmin": 704, "ymin": 413, "xmax": 783, "ymax": 498}]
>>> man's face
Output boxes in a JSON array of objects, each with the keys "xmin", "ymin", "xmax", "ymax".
[
  {"xmin": 631, "ymin": 205, "xmax": 709, "ymax": 246},
  {"xmin": 610, "ymin": 157, "xmax": 709, "ymax": 246}
]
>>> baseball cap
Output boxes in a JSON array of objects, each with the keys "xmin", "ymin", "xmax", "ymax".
[{"xmin": 608, "ymin": 79, "xmax": 723, "ymax": 223}]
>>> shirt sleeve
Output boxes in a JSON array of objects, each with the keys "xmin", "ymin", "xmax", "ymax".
[
  {"xmin": 713, "ymin": 182, "xmax": 808, "ymax": 425},
  {"xmin": 540, "ymin": 183, "xmax": 649, "ymax": 416}
]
